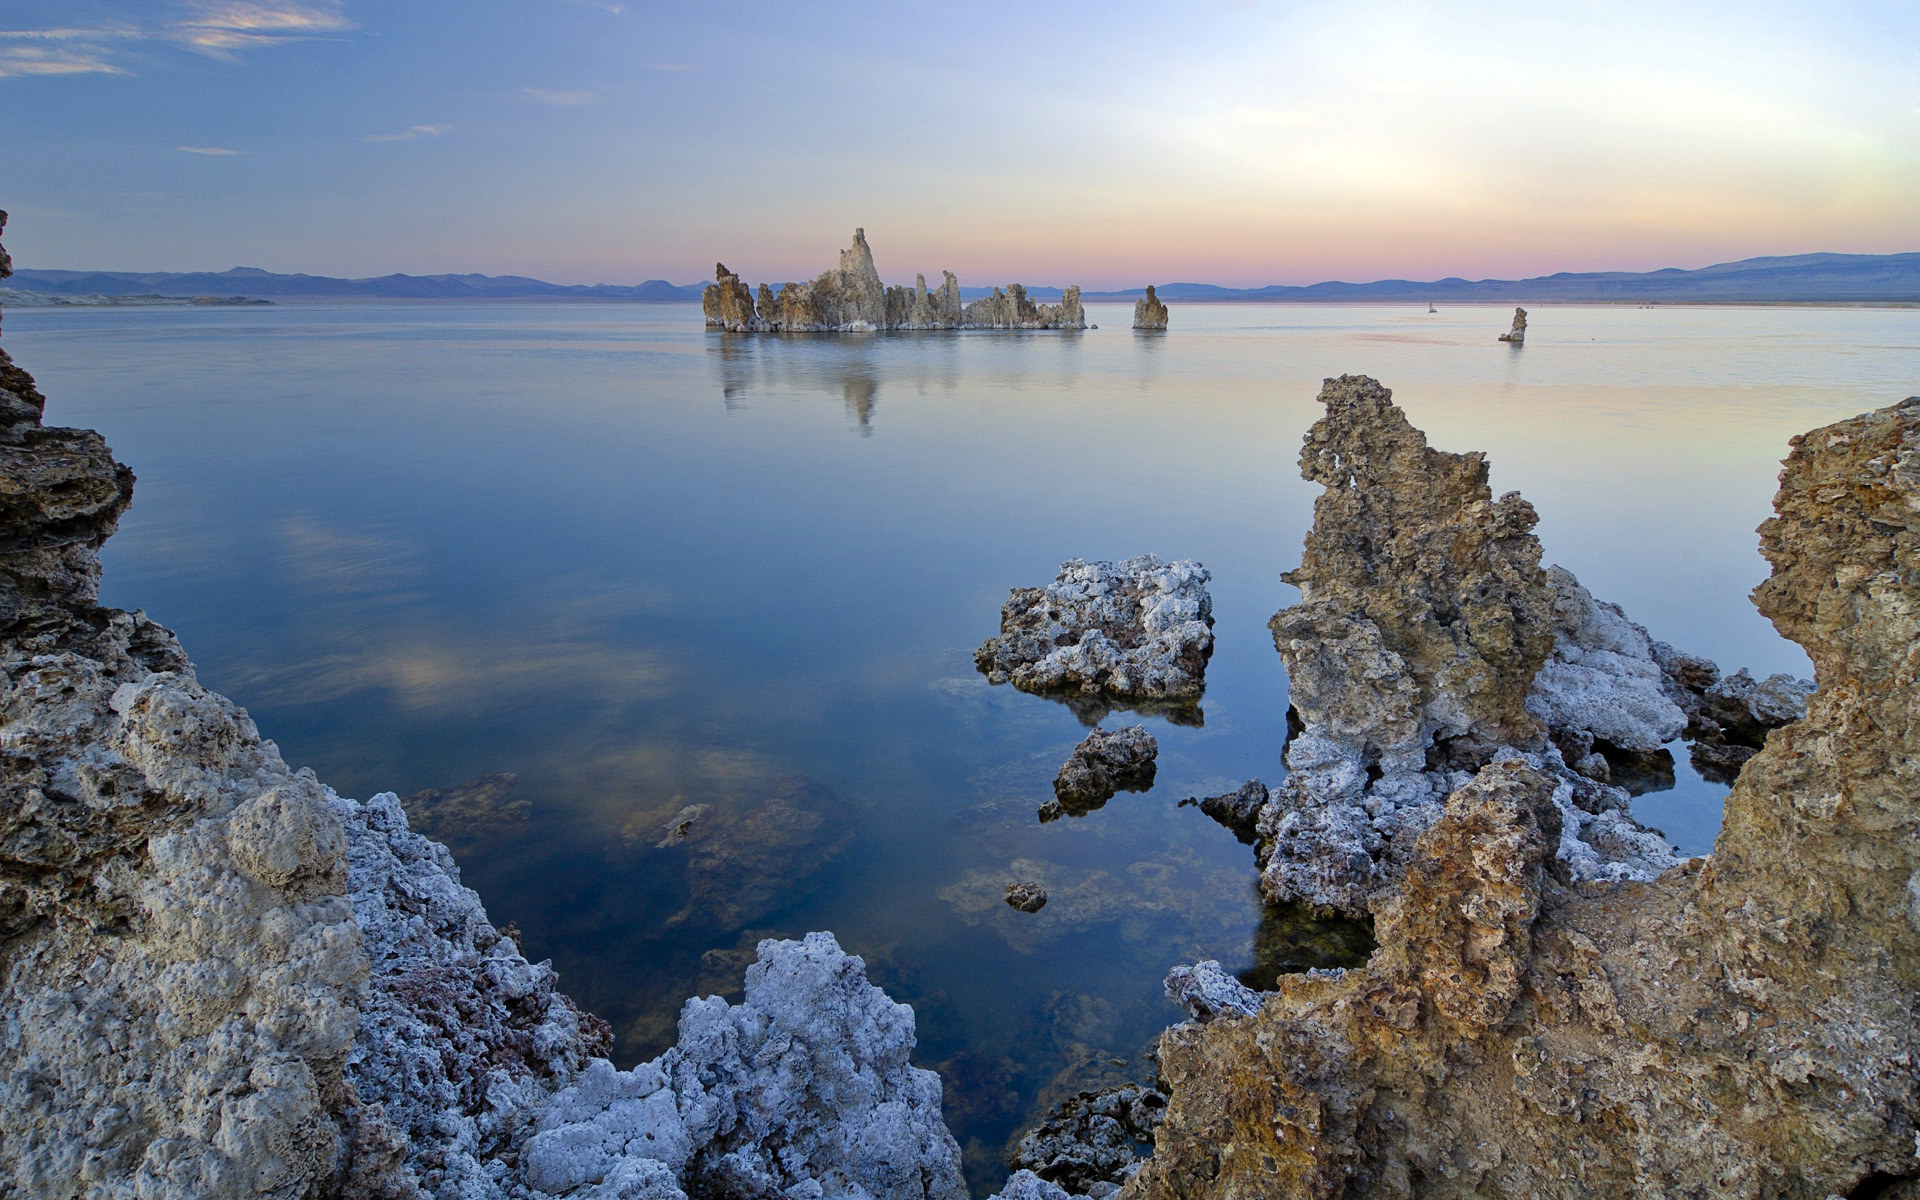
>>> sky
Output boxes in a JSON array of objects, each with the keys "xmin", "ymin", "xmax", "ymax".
[{"xmin": 2, "ymin": 0, "xmax": 1917, "ymax": 289}]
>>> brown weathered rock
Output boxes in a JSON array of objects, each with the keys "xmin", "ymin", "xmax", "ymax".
[
  {"xmin": 702, "ymin": 261, "xmax": 764, "ymax": 331},
  {"xmin": 1131, "ymin": 285, "xmax": 1168, "ymax": 331},
  {"xmin": 1131, "ymin": 395, "xmax": 1920, "ymax": 1200}
]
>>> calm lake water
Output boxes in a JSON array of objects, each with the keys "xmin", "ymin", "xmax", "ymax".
[{"xmin": 9, "ymin": 300, "xmax": 1916, "ymax": 1191}]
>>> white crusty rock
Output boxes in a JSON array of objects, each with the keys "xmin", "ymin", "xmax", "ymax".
[
  {"xmin": 976, "ymin": 555, "xmax": 1213, "ymax": 718},
  {"xmin": 1163, "ymin": 960, "xmax": 1265, "ymax": 1022},
  {"xmin": 706, "ymin": 228, "xmax": 1085, "ymax": 333},
  {"xmin": 1525, "ymin": 565, "xmax": 1688, "ymax": 753},
  {"xmin": 521, "ymin": 932, "xmax": 967, "ymax": 1200}
]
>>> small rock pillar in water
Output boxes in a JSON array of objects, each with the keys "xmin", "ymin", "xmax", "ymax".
[
  {"xmin": 1133, "ymin": 284, "xmax": 1169, "ymax": 330},
  {"xmin": 1498, "ymin": 306, "xmax": 1527, "ymax": 343}
]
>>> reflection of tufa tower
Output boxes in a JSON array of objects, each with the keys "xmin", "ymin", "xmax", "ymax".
[{"xmin": 1497, "ymin": 306, "xmax": 1527, "ymax": 344}]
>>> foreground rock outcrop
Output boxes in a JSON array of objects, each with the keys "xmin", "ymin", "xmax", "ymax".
[
  {"xmin": 1134, "ymin": 393, "xmax": 1920, "ymax": 1198},
  {"xmin": 0, "ymin": 214, "xmax": 970, "ymax": 1200},
  {"xmin": 703, "ymin": 228, "xmax": 1085, "ymax": 332},
  {"xmin": 1131, "ymin": 286, "xmax": 1168, "ymax": 331},
  {"xmin": 1257, "ymin": 376, "xmax": 1678, "ymax": 914},
  {"xmin": 977, "ymin": 555, "xmax": 1214, "ymax": 723}
]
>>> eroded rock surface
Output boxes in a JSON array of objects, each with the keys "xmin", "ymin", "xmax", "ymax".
[
  {"xmin": 1132, "ymin": 395, "xmax": 1920, "ymax": 1199},
  {"xmin": 1048, "ymin": 726, "xmax": 1157, "ymax": 817},
  {"xmin": 704, "ymin": 228, "xmax": 1085, "ymax": 332},
  {"xmin": 1652, "ymin": 643, "xmax": 1814, "ymax": 782},
  {"xmin": 1258, "ymin": 376, "xmax": 1677, "ymax": 913},
  {"xmin": 977, "ymin": 555, "xmax": 1213, "ymax": 723},
  {"xmin": 1010, "ymin": 1084, "xmax": 1165, "ymax": 1197},
  {"xmin": 1131, "ymin": 286, "xmax": 1168, "ymax": 331}
]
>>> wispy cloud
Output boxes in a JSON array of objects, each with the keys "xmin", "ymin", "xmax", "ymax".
[
  {"xmin": 523, "ymin": 86, "xmax": 593, "ymax": 105},
  {"xmin": 172, "ymin": 2, "xmax": 352, "ymax": 58},
  {"xmin": 363, "ymin": 123, "xmax": 451, "ymax": 143},
  {"xmin": 0, "ymin": 42, "xmax": 129, "ymax": 77},
  {"xmin": 179, "ymin": 144, "xmax": 243, "ymax": 155}
]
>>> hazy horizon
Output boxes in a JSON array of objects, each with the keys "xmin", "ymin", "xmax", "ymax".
[{"xmin": 5, "ymin": 1, "xmax": 1918, "ymax": 290}]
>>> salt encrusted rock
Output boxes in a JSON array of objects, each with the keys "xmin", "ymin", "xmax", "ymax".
[
  {"xmin": 1498, "ymin": 305, "xmax": 1527, "ymax": 342},
  {"xmin": 1163, "ymin": 960, "xmax": 1264, "ymax": 1022},
  {"xmin": 1130, "ymin": 285, "xmax": 1168, "ymax": 331},
  {"xmin": 989, "ymin": 1169, "xmax": 1084, "ymax": 1200},
  {"xmin": 1258, "ymin": 376, "xmax": 1676, "ymax": 912},
  {"xmin": 975, "ymin": 555, "xmax": 1213, "ymax": 719},
  {"xmin": 1525, "ymin": 565, "xmax": 1688, "ymax": 753},
  {"xmin": 1049, "ymin": 726, "xmax": 1157, "ymax": 815},
  {"xmin": 521, "ymin": 932, "xmax": 967, "ymax": 1200},
  {"xmin": 1006, "ymin": 881, "xmax": 1049, "ymax": 912},
  {"xmin": 1135, "ymin": 396, "xmax": 1920, "ymax": 1199},
  {"xmin": 703, "ymin": 229, "xmax": 1086, "ymax": 332},
  {"xmin": 1008, "ymin": 1084, "xmax": 1164, "ymax": 1196}
]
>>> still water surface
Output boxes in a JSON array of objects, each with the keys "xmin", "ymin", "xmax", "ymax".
[{"xmin": 10, "ymin": 300, "xmax": 1916, "ymax": 1190}]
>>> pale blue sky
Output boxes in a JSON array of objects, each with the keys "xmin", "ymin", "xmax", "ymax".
[{"xmin": 4, "ymin": 1, "xmax": 1917, "ymax": 287}]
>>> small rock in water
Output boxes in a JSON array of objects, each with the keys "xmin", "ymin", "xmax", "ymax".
[
  {"xmin": 1193, "ymin": 779, "xmax": 1267, "ymax": 844},
  {"xmin": 1005, "ymin": 882, "xmax": 1049, "ymax": 913},
  {"xmin": 1131, "ymin": 284, "xmax": 1169, "ymax": 331},
  {"xmin": 1498, "ymin": 305, "xmax": 1527, "ymax": 343},
  {"xmin": 1051, "ymin": 726, "xmax": 1158, "ymax": 815},
  {"xmin": 654, "ymin": 802, "xmax": 709, "ymax": 848}
]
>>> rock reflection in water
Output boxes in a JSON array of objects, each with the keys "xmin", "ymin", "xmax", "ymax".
[{"xmin": 707, "ymin": 329, "xmax": 964, "ymax": 433}]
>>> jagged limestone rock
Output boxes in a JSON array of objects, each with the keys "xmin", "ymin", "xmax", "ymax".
[
  {"xmin": 1131, "ymin": 286, "xmax": 1168, "ymax": 331},
  {"xmin": 1257, "ymin": 376, "xmax": 1674, "ymax": 912},
  {"xmin": 703, "ymin": 229, "xmax": 1086, "ymax": 332},
  {"xmin": 1131, "ymin": 396, "xmax": 1920, "ymax": 1200},
  {"xmin": 1498, "ymin": 305, "xmax": 1527, "ymax": 343},
  {"xmin": 1650, "ymin": 642, "xmax": 1814, "ymax": 782},
  {"xmin": 1010, "ymin": 1084, "xmax": 1165, "ymax": 1197},
  {"xmin": 1049, "ymin": 726, "xmax": 1158, "ymax": 816},
  {"xmin": 976, "ymin": 555, "xmax": 1213, "ymax": 721}
]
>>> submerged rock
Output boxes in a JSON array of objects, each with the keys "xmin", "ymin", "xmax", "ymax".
[
  {"xmin": 0, "ymin": 214, "xmax": 968, "ymax": 1200},
  {"xmin": 1136, "ymin": 395, "xmax": 1920, "ymax": 1199},
  {"xmin": 704, "ymin": 228, "xmax": 1085, "ymax": 332},
  {"xmin": 399, "ymin": 770, "xmax": 528, "ymax": 857},
  {"xmin": 1049, "ymin": 725, "xmax": 1158, "ymax": 816},
  {"xmin": 1498, "ymin": 304, "xmax": 1527, "ymax": 342},
  {"xmin": 1258, "ymin": 375, "xmax": 1677, "ymax": 913},
  {"xmin": 1130, "ymin": 285, "xmax": 1168, "ymax": 331},
  {"xmin": 976, "ymin": 555, "xmax": 1213, "ymax": 722},
  {"xmin": 1006, "ymin": 881, "xmax": 1049, "ymax": 912}
]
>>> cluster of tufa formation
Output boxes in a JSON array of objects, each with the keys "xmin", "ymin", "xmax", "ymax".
[
  {"xmin": 1130, "ymin": 286, "xmax": 1168, "ymax": 331},
  {"xmin": 703, "ymin": 229, "xmax": 1085, "ymax": 332},
  {"xmin": 1138, "ymin": 387, "xmax": 1920, "ymax": 1198},
  {"xmin": 976, "ymin": 555, "xmax": 1214, "ymax": 723},
  {"xmin": 0, "ymin": 211, "xmax": 977, "ymax": 1200},
  {"xmin": 1253, "ymin": 376, "xmax": 1684, "ymax": 914}
]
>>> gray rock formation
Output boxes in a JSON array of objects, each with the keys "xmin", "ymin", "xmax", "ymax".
[
  {"xmin": 976, "ymin": 555, "xmax": 1213, "ymax": 722},
  {"xmin": 703, "ymin": 229, "xmax": 1086, "ymax": 332},
  {"xmin": 1130, "ymin": 286, "xmax": 1167, "ymax": 331},
  {"xmin": 0, "ymin": 213, "xmax": 969, "ymax": 1200},
  {"xmin": 1651, "ymin": 644, "xmax": 1814, "ymax": 782},
  {"xmin": 1189, "ymin": 779, "xmax": 1266, "ymax": 844},
  {"xmin": 1498, "ymin": 305, "xmax": 1527, "ymax": 343},
  {"xmin": 1008, "ymin": 1084, "xmax": 1165, "ymax": 1197},
  {"xmin": 1257, "ymin": 376, "xmax": 1678, "ymax": 913},
  {"xmin": 1162, "ymin": 960, "xmax": 1264, "ymax": 1023},
  {"xmin": 1047, "ymin": 726, "xmax": 1158, "ymax": 818}
]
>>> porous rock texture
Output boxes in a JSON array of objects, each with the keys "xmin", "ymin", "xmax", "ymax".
[
  {"xmin": 1258, "ymin": 376, "xmax": 1678, "ymax": 914},
  {"xmin": 703, "ymin": 229, "xmax": 1085, "ymax": 332},
  {"xmin": 1130, "ymin": 286, "xmax": 1168, "ymax": 332},
  {"xmin": 1047, "ymin": 726, "xmax": 1158, "ymax": 818},
  {"xmin": 976, "ymin": 555, "xmax": 1213, "ymax": 722},
  {"xmin": 1131, "ymin": 395, "xmax": 1920, "ymax": 1199},
  {"xmin": 0, "ymin": 216, "xmax": 971, "ymax": 1200},
  {"xmin": 1652, "ymin": 644, "xmax": 1814, "ymax": 783},
  {"xmin": 1009, "ymin": 1084, "xmax": 1165, "ymax": 1198}
]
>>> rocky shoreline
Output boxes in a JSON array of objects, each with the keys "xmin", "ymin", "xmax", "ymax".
[{"xmin": 7, "ymin": 199, "xmax": 1917, "ymax": 1198}]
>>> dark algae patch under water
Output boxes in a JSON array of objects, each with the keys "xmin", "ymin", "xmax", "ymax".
[{"xmin": 12, "ymin": 299, "xmax": 1909, "ymax": 1192}]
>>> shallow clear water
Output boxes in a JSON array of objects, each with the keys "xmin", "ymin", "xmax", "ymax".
[{"xmin": 9, "ymin": 300, "xmax": 1916, "ymax": 1190}]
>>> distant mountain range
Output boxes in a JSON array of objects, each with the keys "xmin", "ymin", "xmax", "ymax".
[{"xmin": 11, "ymin": 251, "xmax": 1919, "ymax": 304}]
